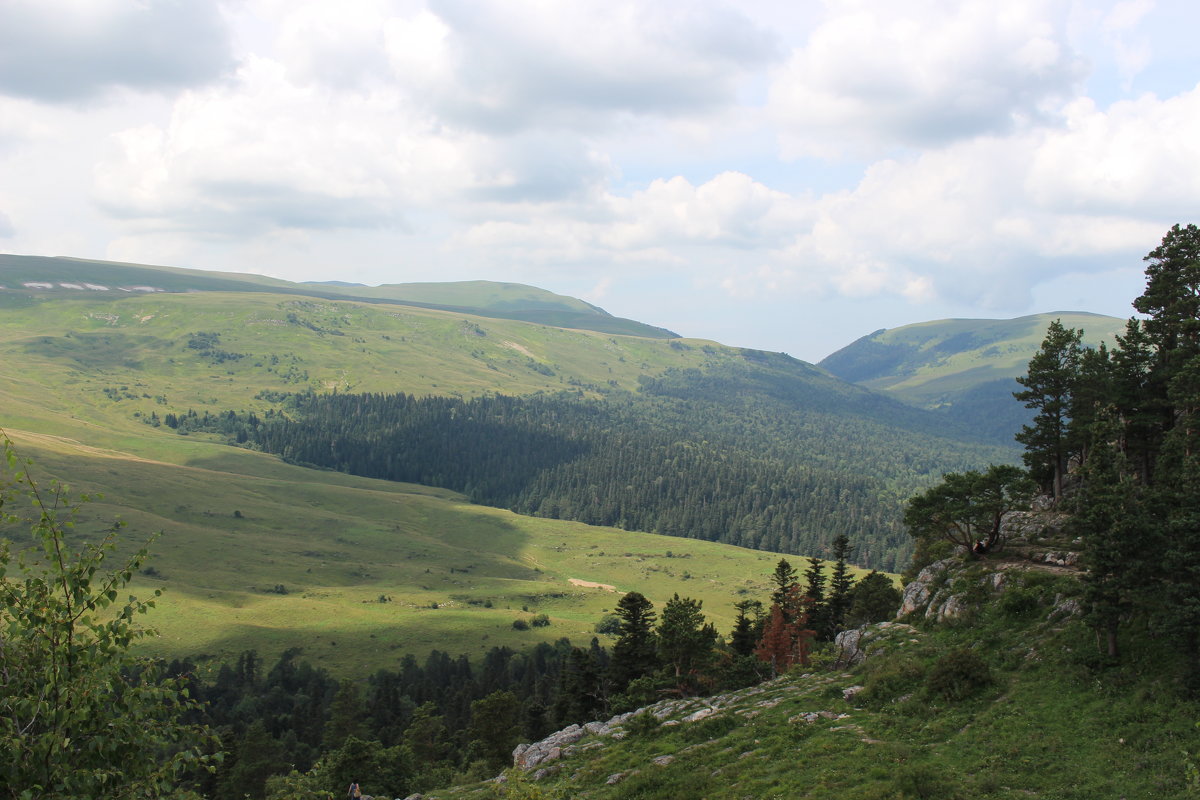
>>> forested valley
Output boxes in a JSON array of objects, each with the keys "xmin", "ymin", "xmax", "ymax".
[{"xmin": 164, "ymin": 358, "xmax": 1012, "ymax": 572}]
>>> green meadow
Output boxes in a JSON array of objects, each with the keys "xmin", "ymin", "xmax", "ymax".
[
  {"xmin": 4, "ymin": 430, "xmax": 874, "ymax": 677},
  {"xmin": 0, "ymin": 282, "xmax": 890, "ymax": 675}
]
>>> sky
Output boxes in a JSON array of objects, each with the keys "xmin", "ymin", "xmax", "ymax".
[{"xmin": 0, "ymin": 0, "xmax": 1197, "ymax": 362}]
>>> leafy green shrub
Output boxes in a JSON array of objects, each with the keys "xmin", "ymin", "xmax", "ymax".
[
  {"xmin": 859, "ymin": 654, "xmax": 926, "ymax": 707},
  {"xmin": 530, "ymin": 613, "xmax": 551, "ymax": 627},
  {"xmin": 893, "ymin": 763, "xmax": 959, "ymax": 798},
  {"xmin": 1000, "ymin": 586, "xmax": 1041, "ymax": 618},
  {"xmin": 512, "ymin": 619, "xmax": 530, "ymax": 630},
  {"xmin": 925, "ymin": 648, "xmax": 992, "ymax": 701}
]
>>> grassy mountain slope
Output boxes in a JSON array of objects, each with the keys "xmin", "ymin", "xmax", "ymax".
[
  {"xmin": 819, "ymin": 312, "xmax": 1127, "ymax": 443},
  {"xmin": 5, "ymin": 428, "xmax": 830, "ymax": 677},
  {"xmin": 0, "ymin": 254, "xmax": 674, "ymax": 337},
  {"xmin": 0, "ymin": 255, "xmax": 1008, "ymax": 669},
  {"xmin": 432, "ymin": 562, "xmax": 1197, "ymax": 799}
]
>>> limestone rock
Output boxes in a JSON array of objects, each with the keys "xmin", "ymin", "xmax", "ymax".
[
  {"xmin": 898, "ymin": 558, "xmax": 956, "ymax": 617},
  {"xmin": 835, "ymin": 621, "xmax": 921, "ymax": 667}
]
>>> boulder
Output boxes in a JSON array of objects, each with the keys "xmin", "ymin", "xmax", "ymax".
[
  {"xmin": 897, "ymin": 558, "xmax": 956, "ymax": 617},
  {"xmin": 835, "ymin": 621, "xmax": 921, "ymax": 667}
]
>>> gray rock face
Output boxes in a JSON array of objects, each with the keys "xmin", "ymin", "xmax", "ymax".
[
  {"xmin": 1001, "ymin": 509, "xmax": 1070, "ymax": 543},
  {"xmin": 897, "ymin": 558, "xmax": 956, "ymax": 618},
  {"xmin": 834, "ymin": 621, "xmax": 921, "ymax": 667}
]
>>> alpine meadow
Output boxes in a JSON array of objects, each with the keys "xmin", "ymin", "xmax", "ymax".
[{"xmin": 3, "ymin": 225, "xmax": 1200, "ymax": 798}]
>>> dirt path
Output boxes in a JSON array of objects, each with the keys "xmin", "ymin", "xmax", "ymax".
[{"xmin": 569, "ymin": 578, "xmax": 618, "ymax": 592}]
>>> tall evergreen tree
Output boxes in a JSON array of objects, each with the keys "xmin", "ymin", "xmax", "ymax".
[
  {"xmin": 1073, "ymin": 412, "xmax": 1143, "ymax": 659},
  {"xmin": 770, "ymin": 559, "xmax": 799, "ymax": 608},
  {"xmin": 802, "ymin": 557, "xmax": 829, "ymax": 639},
  {"xmin": 729, "ymin": 599, "xmax": 764, "ymax": 657},
  {"xmin": 466, "ymin": 690, "xmax": 520, "ymax": 773},
  {"xmin": 1153, "ymin": 354, "xmax": 1200, "ymax": 685},
  {"xmin": 1015, "ymin": 320, "xmax": 1084, "ymax": 500},
  {"xmin": 608, "ymin": 592, "xmax": 658, "ymax": 691},
  {"xmin": 657, "ymin": 594, "xmax": 717, "ymax": 693},
  {"xmin": 826, "ymin": 534, "xmax": 856, "ymax": 637}
]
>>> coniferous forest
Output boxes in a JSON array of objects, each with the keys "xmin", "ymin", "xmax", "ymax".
[{"xmin": 167, "ymin": 357, "xmax": 1012, "ymax": 572}]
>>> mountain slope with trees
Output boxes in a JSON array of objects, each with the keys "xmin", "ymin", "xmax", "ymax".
[{"xmin": 0, "ymin": 257, "xmax": 1014, "ymax": 572}]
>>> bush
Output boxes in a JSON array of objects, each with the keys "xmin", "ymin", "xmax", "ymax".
[
  {"xmin": 893, "ymin": 763, "xmax": 959, "ymax": 799},
  {"xmin": 530, "ymin": 613, "xmax": 551, "ymax": 628},
  {"xmin": 859, "ymin": 654, "xmax": 926, "ymax": 707},
  {"xmin": 594, "ymin": 614, "xmax": 622, "ymax": 635},
  {"xmin": 926, "ymin": 648, "xmax": 992, "ymax": 702},
  {"xmin": 1000, "ymin": 587, "xmax": 1041, "ymax": 618},
  {"xmin": 512, "ymin": 619, "xmax": 530, "ymax": 630}
]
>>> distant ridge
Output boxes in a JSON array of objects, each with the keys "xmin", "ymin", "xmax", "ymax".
[
  {"xmin": 0, "ymin": 254, "xmax": 677, "ymax": 339},
  {"xmin": 820, "ymin": 311, "xmax": 1127, "ymax": 443}
]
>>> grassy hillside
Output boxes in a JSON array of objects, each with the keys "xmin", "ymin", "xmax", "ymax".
[
  {"xmin": 820, "ymin": 312, "xmax": 1127, "ymax": 443},
  {"xmin": 430, "ymin": 562, "xmax": 1199, "ymax": 800},
  {"xmin": 0, "ymin": 254, "xmax": 675, "ymax": 337},
  {"xmin": 5, "ymin": 429, "xmax": 840, "ymax": 677}
]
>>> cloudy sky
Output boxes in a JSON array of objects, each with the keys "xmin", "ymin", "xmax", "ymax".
[{"xmin": 0, "ymin": 0, "xmax": 1197, "ymax": 361}]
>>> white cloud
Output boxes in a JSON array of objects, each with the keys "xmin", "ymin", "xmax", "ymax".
[
  {"xmin": 0, "ymin": 0, "xmax": 234, "ymax": 102},
  {"xmin": 400, "ymin": 0, "xmax": 779, "ymax": 131},
  {"xmin": 92, "ymin": 56, "xmax": 473, "ymax": 236},
  {"xmin": 769, "ymin": 0, "xmax": 1086, "ymax": 157}
]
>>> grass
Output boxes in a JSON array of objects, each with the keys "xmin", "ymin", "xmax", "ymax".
[
  {"xmin": 0, "ymin": 276, "xmax": 887, "ymax": 675},
  {"xmin": 433, "ymin": 569, "xmax": 1200, "ymax": 800},
  {"xmin": 823, "ymin": 312, "xmax": 1126, "ymax": 407},
  {"xmin": 4, "ymin": 429, "xmax": 878, "ymax": 678}
]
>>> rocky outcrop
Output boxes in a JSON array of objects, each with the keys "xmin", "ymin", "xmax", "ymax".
[
  {"xmin": 509, "ymin": 672, "xmax": 866, "ymax": 780},
  {"xmin": 834, "ymin": 621, "xmax": 921, "ymax": 667},
  {"xmin": 897, "ymin": 558, "xmax": 956, "ymax": 618},
  {"xmin": 1001, "ymin": 509, "xmax": 1070, "ymax": 544}
]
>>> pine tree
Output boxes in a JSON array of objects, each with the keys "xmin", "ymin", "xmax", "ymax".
[
  {"xmin": 466, "ymin": 690, "xmax": 520, "ymax": 773},
  {"xmin": 802, "ymin": 557, "xmax": 829, "ymax": 640},
  {"xmin": 1015, "ymin": 320, "xmax": 1084, "ymax": 500},
  {"xmin": 826, "ymin": 534, "xmax": 856, "ymax": 637},
  {"xmin": 770, "ymin": 558, "xmax": 798, "ymax": 607},
  {"xmin": 608, "ymin": 591, "xmax": 658, "ymax": 691},
  {"xmin": 1073, "ymin": 412, "xmax": 1143, "ymax": 659},
  {"xmin": 657, "ymin": 594, "xmax": 717, "ymax": 693},
  {"xmin": 729, "ymin": 599, "xmax": 764, "ymax": 657},
  {"xmin": 845, "ymin": 571, "xmax": 903, "ymax": 627},
  {"xmin": 322, "ymin": 680, "xmax": 368, "ymax": 751}
]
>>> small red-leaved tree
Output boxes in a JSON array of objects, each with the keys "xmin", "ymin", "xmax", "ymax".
[{"xmin": 754, "ymin": 587, "xmax": 815, "ymax": 675}]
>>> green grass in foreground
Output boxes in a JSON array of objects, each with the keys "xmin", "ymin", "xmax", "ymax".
[{"xmin": 433, "ymin": 568, "xmax": 1200, "ymax": 799}]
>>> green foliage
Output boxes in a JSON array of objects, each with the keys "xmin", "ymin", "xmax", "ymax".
[
  {"xmin": 657, "ymin": 593, "xmax": 718, "ymax": 692},
  {"xmin": 1014, "ymin": 319, "xmax": 1084, "ymax": 499},
  {"xmin": 468, "ymin": 690, "xmax": 521, "ymax": 773},
  {"xmin": 892, "ymin": 763, "xmax": 960, "ymax": 799},
  {"xmin": 845, "ymin": 571, "xmax": 903, "ymax": 627},
  {"xmin": 624, "ymin": 711, "xmax": 663, "ymax": 738},
  {"xmin": 610, "ymin": 591, "xmax": 658, "ymax": 691},
  {"xmin": 859, "ymin": 654, "xmax": 927, "ymax": 708},
  {"xmin": 488, "ymin": 769, "xmax": 568, "ymax": 800},
  {"xmin": 0, "ymin": 434, "xmax": 215, "ymax": 798},
  {"xmin": 904, "ymin": 464, "xmax": 1034, "ymax": 555},
  {"xmin": 925, "ymin": 648, "xmax": 992, "ymax": 702}
]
